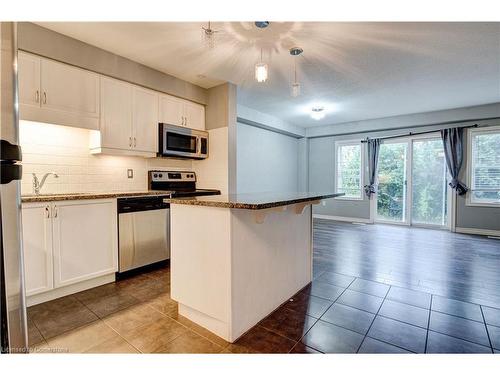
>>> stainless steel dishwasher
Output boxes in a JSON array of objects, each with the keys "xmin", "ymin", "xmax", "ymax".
[{"xmin": 117, "ymin": 195, "xmax": 170, "ymax": 273}]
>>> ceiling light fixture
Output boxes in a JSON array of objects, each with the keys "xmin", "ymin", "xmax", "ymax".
[
  {"xmin": 255, "ymin": 48, "xmax": 268, "ymax": 83},
  {"xmin": 289, "ymin": 47, "xmax": 303, "ymax": 97},
  {"xmin": 254, "ymin": 21, "xmax": 270, "ymax": 29},
  {"xmin": 201, "ymin": 21, "xmax": 218, "ymax": 49},
  {"xmin": 311, "ymin": 106, "xmax": 325, "ymax": 120}
]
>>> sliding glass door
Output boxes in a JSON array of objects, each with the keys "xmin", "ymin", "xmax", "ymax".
[
  {"xmin": 376, "ymin": 141, "xmax": 409, "ymax": 223},
  {"xmin": 411, "ymin": 138, "xmax": 448, "ymax": 227},
  {"xmin": 375, "ymin": 136, "xmax": 449, "ymax": 228}
]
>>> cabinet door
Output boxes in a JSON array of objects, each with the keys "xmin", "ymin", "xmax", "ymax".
[
  {"xmin": 100, "ymin": 77, "xmax": 133, "ymax": 150},
  {"xmin": 52, "ymin": 200, "xmax": 118, "ymax": 288},
  {"xmin": 158, "ymin": 94, "xmax": 183, "ymax": 126},
  {"xmin": 21, "ymin": 203, "xmax": 53, "ymax": 296},
  {"xmin": 183, "ymin": 101, "xmax": 205, "ymax": 130},
  {"xmin": 40, "ymin": 58, "xmax": 99, "ymax": 118},
  {"xmin": 18, "ymin": 52, "xmax": 41, "ymax": 109},
  {"xmin": 133, "ymin": 86, "xmax": 158, "ymax": 153}
]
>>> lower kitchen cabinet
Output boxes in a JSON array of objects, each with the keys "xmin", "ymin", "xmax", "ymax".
[
  {"xmin": 22, "ymin": 203, "xmax": 53, "ymax": 296},
  {"xmin": 52, "ymin": 200, "xmax": 118, "ymax": 288},
  {"xmin": 22, "ymin": 199, "xmax": 118, "ymax": 299}
]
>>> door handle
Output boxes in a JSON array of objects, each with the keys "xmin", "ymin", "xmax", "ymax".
[
  {"xmin": 129, "ymin": 137, "xmax": 132, "ymax": 147},
  {"xmin": 43, "ymin": 92, "xmax": 47, "ymax": 104},
  {"xmin": 45, "ymin": 205, "xmax": 50, "ymax": 218},
  {"xmin": 35, "ymin": 90, "xmax": 40, "ymax": 103},
  {"xmin": 134, "ymin": 137, "xmax": 136, "ymax": 147},
  {"xmin": 53, "ymin": 205, "xmax": 58, "ymax": 218}
]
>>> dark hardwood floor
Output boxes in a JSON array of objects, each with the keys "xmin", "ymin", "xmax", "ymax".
[{"xmin": 313, "ymin": 219, "xmax": 500, "ymax": 309}]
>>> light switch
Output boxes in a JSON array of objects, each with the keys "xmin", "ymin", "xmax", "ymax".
[{"xmin": 127, "ymin": 169, "xmax": 133, "ymax": 179}]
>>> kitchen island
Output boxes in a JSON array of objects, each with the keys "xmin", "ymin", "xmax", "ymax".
[{"xmin": 165, "ymin": 192, "xmax": 343, "ymax": 342}]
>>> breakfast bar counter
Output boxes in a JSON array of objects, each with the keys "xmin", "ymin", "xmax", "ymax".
[{"xmin": 165, "ymin": 192, "xmax": 342, "ymax": 342}]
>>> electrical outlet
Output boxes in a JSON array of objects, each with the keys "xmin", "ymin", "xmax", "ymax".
[
  {"xmin": 127, "ymin": 169, "xmax": 133, "ymax": 179},
  {"xmin": 322, "ymin": 200, "xmax": 326, "ymax": 206}
]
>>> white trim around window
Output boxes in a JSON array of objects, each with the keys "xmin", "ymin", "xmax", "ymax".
[
  {"xmin": 334, "ymin": 140, "xmax": 365, "ymax": 201},
  {"xmin": 466, "ymin": 125, "xmax": 500, "ymax": 207}
]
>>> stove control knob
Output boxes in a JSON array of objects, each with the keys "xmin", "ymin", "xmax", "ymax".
[
  {"xmin": 153, "ymin": 173, "xmax": 158, "ymax": 178},
  {"xmin": 159, "ymin": 173, "xmax": 163, "ymax": 178}
]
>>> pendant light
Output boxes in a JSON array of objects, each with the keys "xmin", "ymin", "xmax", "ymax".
[
  {"xmin": 289, "ymin": 47, "xmax": 303, "ymax": 97},
  {"xmin": 255, "ymin": 48, "xmax": 268, "ymax": 83},
  {"xmin": 291, "ymin": 59, "xmax": 301, "ymax": 97},
  {"xmin": 201, "ymin": 21, "xmax": 217, "ymax": 49}
]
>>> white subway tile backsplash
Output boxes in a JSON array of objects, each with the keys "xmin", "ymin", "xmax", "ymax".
[{"xmin": 20, "ymin": 120, "xmax": 192, "ymax": 195}]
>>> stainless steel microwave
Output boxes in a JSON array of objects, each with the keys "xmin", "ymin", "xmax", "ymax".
[{"xmin": 158, "ymin": 123, "xmax": 208, "ymax": 159}]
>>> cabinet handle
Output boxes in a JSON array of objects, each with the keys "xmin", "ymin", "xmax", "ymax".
[
  {"xmin": 35, "ymin": 90, "xmax": 40, "ymax": 103},
  {"xmin": 53, "ymin": 205, "xmax": 58, "ymax": 218},
  {"xmin": 45, "ymin": 205, "xmax": 50, "ymax": 218},
  {"xmin": 43, "ymin": 92, "xmax": 47, "ymax": 104},
  {"xmin": 129, "ymin": 137, "xmax": 132, "ymax": 147},
  {"xmin": 133, "ymin": 137, "xmax": 136, "ymax": 147},
  {"xmin": 181, "ymin": 116, "xmax": 185, "ymax": 126},
  {"xmin": 185, "ymin": 116, "xmax": 188, "ymax": 126}
]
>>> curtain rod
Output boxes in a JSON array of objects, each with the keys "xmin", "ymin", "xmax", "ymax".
[{"xmin": 360, "ymin": 124, "xmax": 479, "ymax": 143}]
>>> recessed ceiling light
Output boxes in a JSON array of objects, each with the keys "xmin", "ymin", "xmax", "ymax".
[
  {"xmin": 289, "ymin": 47, "xmax": 303, "ymax": 56},
  {"xmin": 311, "ymin": 106, "xmax": 325, "ymax": 120},
  {"xmin": 254, "ymin": 21, "xmax": 270, "ymax": 29}
]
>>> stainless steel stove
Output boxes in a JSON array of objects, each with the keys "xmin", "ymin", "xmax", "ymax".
[{"xmin": 148, "ymin": 171, "xmax": 221, "ymax": 197}]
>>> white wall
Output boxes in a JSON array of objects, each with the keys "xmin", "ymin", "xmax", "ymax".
[
  {"xmin": 236, "ymin": 122, "xmax": 301, "ymax": 194},
  {"xmin": 20, "ymin": 120, "xmax": 192, "ymax": 195}
]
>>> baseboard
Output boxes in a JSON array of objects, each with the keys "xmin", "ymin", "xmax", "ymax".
[
  {"xmin": 455, "ymin": 227, "xmax": 500, "ymax": 237},
  {"xmin": 313, "ymin": 214, "xmax": 371, "ymax": 224},
  {"xmin": 26, "ymin": 273, "xmax": 115, "ymax": 307}
]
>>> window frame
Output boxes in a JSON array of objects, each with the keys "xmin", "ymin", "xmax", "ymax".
[
  {"xmin": 334, "ymin": 140, "xmax": 365, "ymax": 201},
  {"xmin": 466, "ymin": 125, "xmax": 500, "ymax": 207}
]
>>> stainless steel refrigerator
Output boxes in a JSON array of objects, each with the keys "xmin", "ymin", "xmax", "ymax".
[{"xmin": 0, "ymin": 21, "xmax": 28, "ymax": 353}]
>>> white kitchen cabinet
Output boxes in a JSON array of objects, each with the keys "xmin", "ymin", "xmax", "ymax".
[
  {"xmin": 98, "ymin": 76, "xmax": 133, "ymax": 150},
  {"xmin": 21, "ymin": 199, "xmax": 117, "ymax": 301},
  {"xmin": 52, "ymin": 200, "xmax": 118, "ymax": 288},
  {"xmin": 158, "ymin": 94, "xmax": 184, "ymax": 127},
  {"xmin": 21, "ymin": 203, "xmax": 53, "ymax": 296},
  {"xmin": 40, "ymin": 58, "xmax": 100, "ymax": 119},
  {"xmin": 18, "ymin": 52, "xmax": 41, "ymax": 109},
  {"xmin": 18, "ymin": 51, "xmax": 100, "ymax": 130},
  {"xmin": 92, "ymin": 77, "xmax": 157, "ymax": 157},
  {"xmin": 183, "ymin": 101, "xmax": 205, "ymax": 130},
  {"xmin": 159, "ymin": 94, "xmax": 205, "ymax": 130},
  {"xmin": 133, "ymin": 86, "xmax": 158, "ymax": 153}
]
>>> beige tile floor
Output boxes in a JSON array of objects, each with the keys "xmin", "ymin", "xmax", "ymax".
[{"xmin": 28, "ymin": 266, "xmax": 230, "ymax": 353}]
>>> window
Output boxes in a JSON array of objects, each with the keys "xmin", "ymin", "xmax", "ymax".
[
  {"xmin": 335, "ymin": 142, "xmax": 363, "ymax": 199},
  {"xmin": 468, "ymin": 127, "xmax": 500, "ymax": 206}
]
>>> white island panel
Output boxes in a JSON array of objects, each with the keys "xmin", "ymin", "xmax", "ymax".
[{"xmin": 170, "ymin": 203, "xmax": 313, "ymax": 342}]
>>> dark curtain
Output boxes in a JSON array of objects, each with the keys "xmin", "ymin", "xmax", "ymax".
[
  {"xmin": 440, "ymin": 127, "xmax": 468, "ymax": 195},
  {"xmin": 364, "ymin": 138, "xmax": 380, "ymax": 198}
]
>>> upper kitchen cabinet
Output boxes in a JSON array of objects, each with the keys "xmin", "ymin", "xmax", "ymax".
[
  {"xmin": 159, "ymin": 94, "xmax": 205, "ymax": 130},
  {"xmin": 133, "ymin": 86, "xmax": 158, "ymax": 153},
  {"xmin": 183, "ymin": 100, "xmax": 205, "ymax": 130},
  {"xmin": 18, "ymin": 52, "xmax": 100, "ymax": 130},
  {"xmin": 91, "ymin": 77, "xmax": 157, "ymax": 157},
  {"xmin": 97, "ymin": 76, "xmax": 133, "ymax": 151}
]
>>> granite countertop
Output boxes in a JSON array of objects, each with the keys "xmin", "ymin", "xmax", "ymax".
[
  {"xmin": 21, "ymin": 190, "xmax": 173, "ymax": 203},
  {"xmin": 165, "ymin": 192, "xmax": 344, "ymax": 210}
]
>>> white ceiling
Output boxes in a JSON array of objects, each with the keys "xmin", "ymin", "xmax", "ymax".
[{"xmin": 37, "ymin": 22, "xmax": 500, "ymax": 128}]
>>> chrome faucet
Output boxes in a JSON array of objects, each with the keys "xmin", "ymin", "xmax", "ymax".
[{"xmin": 32, "ymin": 172, "xmax": 59, "ymax": 195}]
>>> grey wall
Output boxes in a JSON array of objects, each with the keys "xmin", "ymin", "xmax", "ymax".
[
  {"xmin": 308, "ymin": 137, "xmax": 371, "ymax": 220},
  {"xmin": 236, "ymin": 122, "xmax": 302, "ymax": 194},
  {"xmin": 308, "ymin": 117, "xmax": 500, "ymax": 231},
  {"xmin": 18, "ymin": 22, "xmax": 207, "ymax": 105}
]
